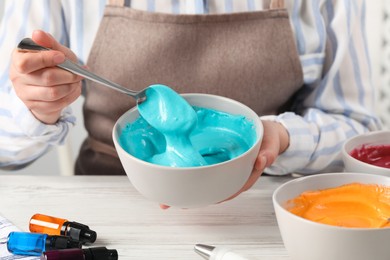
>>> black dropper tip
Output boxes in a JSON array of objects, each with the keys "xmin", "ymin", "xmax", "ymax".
[
  {"xmin": 83, "ymin": 230, "xmax": 97, "ymax": 243},
  {"xmin": 85, "ymin": 247, "xmax": 118, "ymax": 260},
  {"xmin": 68, "ymin": 222, "xmax": 97, "ymax": 244},
  {"xmin": 107, "ymin": 249, "xmax": 118, "ymax": 260}
]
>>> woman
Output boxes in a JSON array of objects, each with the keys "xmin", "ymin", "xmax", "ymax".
[{"xmin": 0, "ymin": 0, "xmax": 382, "ymax": 199}]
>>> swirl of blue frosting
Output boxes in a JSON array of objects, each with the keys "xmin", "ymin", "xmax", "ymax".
[{"xmin": 119, "ymin": 84, "xmax": 256, "ymax": 167}]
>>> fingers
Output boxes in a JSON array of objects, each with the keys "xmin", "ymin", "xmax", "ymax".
[
  {"xmin": 10, "ymin": 31, "xmax": 82, "ymax": 124},
  {"xmin": 12, "ymin": 49, "xmax": 66, "ymax": 74},
  {"xmin": 221, "ymin": 167, "xmax": 263, "ymax": 202},
  {"xmin": 14, "ymin": 81, "xmax": 82, "ymax": 104},
  {"xmin": 241, "ymin": 167, "xmax": 263, "ymax": 192},
  {"xmin": 17, "ymin": 82, "xmax": 82, "ymax": 113},
  {"xmin": 32, "ymin": 30, "xmax": 78, "ymax": 61},
  {"xmin": 159, "ymin": 204, "xmax": 170, "ymax": 210},
  {"xmin": 32, "ymin": 30, "xmax": 61, "ymax": 49},
  {"xmin": 254, "ymin": 120, "xmax": 283, "ymax": 170},
  {"xmin": 221, "ymin": 120, "xmax": 290, "ymax": 204},
  {"xmin": 11, "ymin": 65, "xmax": 82, "ymax": 87},
  {"xmin": 12, "ymin": 30, "xmax": 79, "ymax": 75},
  {"xmin": 24, "ymin": 82, "xmax": 82, "ymax": 125}
]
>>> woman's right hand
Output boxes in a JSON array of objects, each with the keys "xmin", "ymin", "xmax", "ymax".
[{"xmin": 9, "ymin": 30, "xmax": 83, "ymax": 124}]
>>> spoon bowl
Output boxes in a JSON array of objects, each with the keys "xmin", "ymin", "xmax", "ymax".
[
  {"xmin": 17, "ymin": 38, "xmax": 147, "ymax": 103},
  {"xmin": 137, "ymin": 85, "xmax": 197, "ymax": 134}
]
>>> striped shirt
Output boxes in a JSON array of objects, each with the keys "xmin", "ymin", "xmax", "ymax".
[{"xmin": 0, "ymin": 0, "xmax": 382, "ymax": 174}]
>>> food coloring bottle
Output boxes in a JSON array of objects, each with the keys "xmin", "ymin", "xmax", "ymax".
[
  {"xmin": 7, "ymin": 231, "xmax": 82, "ymax": 256},
  {"xmin": 29, "ymin": 213, "xmax": 97, "ymax": 244},
  {"xmin": 41, "ymin": 247, "xmax": 118, "ymax": 260}
]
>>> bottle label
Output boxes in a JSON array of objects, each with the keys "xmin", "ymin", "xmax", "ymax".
[{"xmin": 30, "ymin": 219, "xmax": 60, "ymax": 229}]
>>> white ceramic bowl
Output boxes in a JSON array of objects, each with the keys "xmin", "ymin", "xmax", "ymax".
[
  {"xmin": 273, "ymin": 172, "xmax": 390, "ymax": 260},
  {"xmin": 113, "ymin": 93, "xmax": 263, "ymax": 208},
  {"xmin": 342, "ymin": 130, "xmax": 390, "ymax": 176}
]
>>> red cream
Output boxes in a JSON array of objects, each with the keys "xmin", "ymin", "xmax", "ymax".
[{"xmin": 350, "ymin": 144, "xmax": 390, "ymax": 169}]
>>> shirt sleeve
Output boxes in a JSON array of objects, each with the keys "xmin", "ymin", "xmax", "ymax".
[
  {"xmin": 263, "ymin": 0, "xmax": 383, "ymax": 175},
  {"xmin": 0, "ymin": 0, "xmax": 75, "ymax": 170}
]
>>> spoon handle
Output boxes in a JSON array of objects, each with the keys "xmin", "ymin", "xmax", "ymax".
[
  {"xmin": 58, "ymin": 59, "xmax": 136, "ymax": 96},
  {"xmin": 17, "ymin": 38, "xmax": 138, "ymax": 97}
]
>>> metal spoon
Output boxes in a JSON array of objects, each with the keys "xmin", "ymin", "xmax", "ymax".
[{"xmin": 17, "ymin": 38, "xmax": 147, "ymax": 103}]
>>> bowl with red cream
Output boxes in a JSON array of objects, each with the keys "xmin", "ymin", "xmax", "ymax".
[
  {"xmin": 273, "ymin": 172, "xmax": 390, "ymax": 260},
  {"xmin": 342, "ymin": 130, "xmax": 390, "ymax": 175}
]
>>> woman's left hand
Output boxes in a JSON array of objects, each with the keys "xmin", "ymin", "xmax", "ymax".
[{"xmin": 220, "ymin": 120, "xmax": 290, "ymax": 202}]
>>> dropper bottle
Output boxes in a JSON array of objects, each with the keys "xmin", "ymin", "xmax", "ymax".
[
  {"xmin": 7, "ymin": 231, "xmax": 82, "ymax": 256},
  {"xmin": 29, "ymin": 213, "xmax": 97, "ymax": 244},
  {"xmin": 41, "ymin": 247, "xmax": 118, "ymax": 260}
]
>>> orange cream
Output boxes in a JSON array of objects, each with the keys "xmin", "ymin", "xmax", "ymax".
[{"xmin": 285, "ymin": 183, "xmax": 390, "ymax": 228}]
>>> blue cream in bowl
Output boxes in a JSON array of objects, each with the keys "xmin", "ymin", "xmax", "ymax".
[
  {"xmin": 113, "ymin": 84, "xmax": 263, "ymax": 208},
  {"xmin": 119, "ymin": 85, "xmax": 256, "ymax": 168}
]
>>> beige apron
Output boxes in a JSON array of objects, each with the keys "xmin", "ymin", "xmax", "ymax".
[{"xmin": 75, "ymin": 0, "xmax": 304, "ymax": 175}]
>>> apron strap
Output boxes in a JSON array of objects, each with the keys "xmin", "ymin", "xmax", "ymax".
[
  {"xmin": 109, "ymin": 0, "xmax": 284, "ymax": 9},
  {"xmin": 270, "ymin": 0, "xmax": 285, "ymax": 9},
  {"xmin": 87, "ymin": 137, "xmax": 119, "ymax": 158},
  {"xmin": 109, "ymin": 0, "xmax": 131, "ymax": 7}
]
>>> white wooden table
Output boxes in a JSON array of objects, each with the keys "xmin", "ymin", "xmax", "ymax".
[{"xmin": 0, "ymin": 175, "xmax": 294, "ymax": 259}]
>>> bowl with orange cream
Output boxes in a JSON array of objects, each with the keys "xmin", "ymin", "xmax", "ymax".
[{"xmin": 273, "ymin": 172, "xmax": 390, "ymax": 260}]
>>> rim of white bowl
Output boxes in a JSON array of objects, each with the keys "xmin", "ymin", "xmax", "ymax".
[
  {"xmin": 272, "ymin": 172, "xmax": 390, "ymax": 231},
  {"xmin": 113, "ymin": 93, "xmax": 263, "ymax": 170},
  {"xmin": 341, "ymin": 130, "xmax": 390, "ymax": 172}
]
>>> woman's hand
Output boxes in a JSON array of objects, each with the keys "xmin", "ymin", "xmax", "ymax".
[
  {"xmin": 10, "ymin": 30, "xmax": 83, "ymax": 124},
  {"xmin": 159, "ymin": 120, "xmax": 290, "ymax": 209},
  {"xmin": 221, "ymin": 120, "xmax": 290, "ymax": 202}
]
